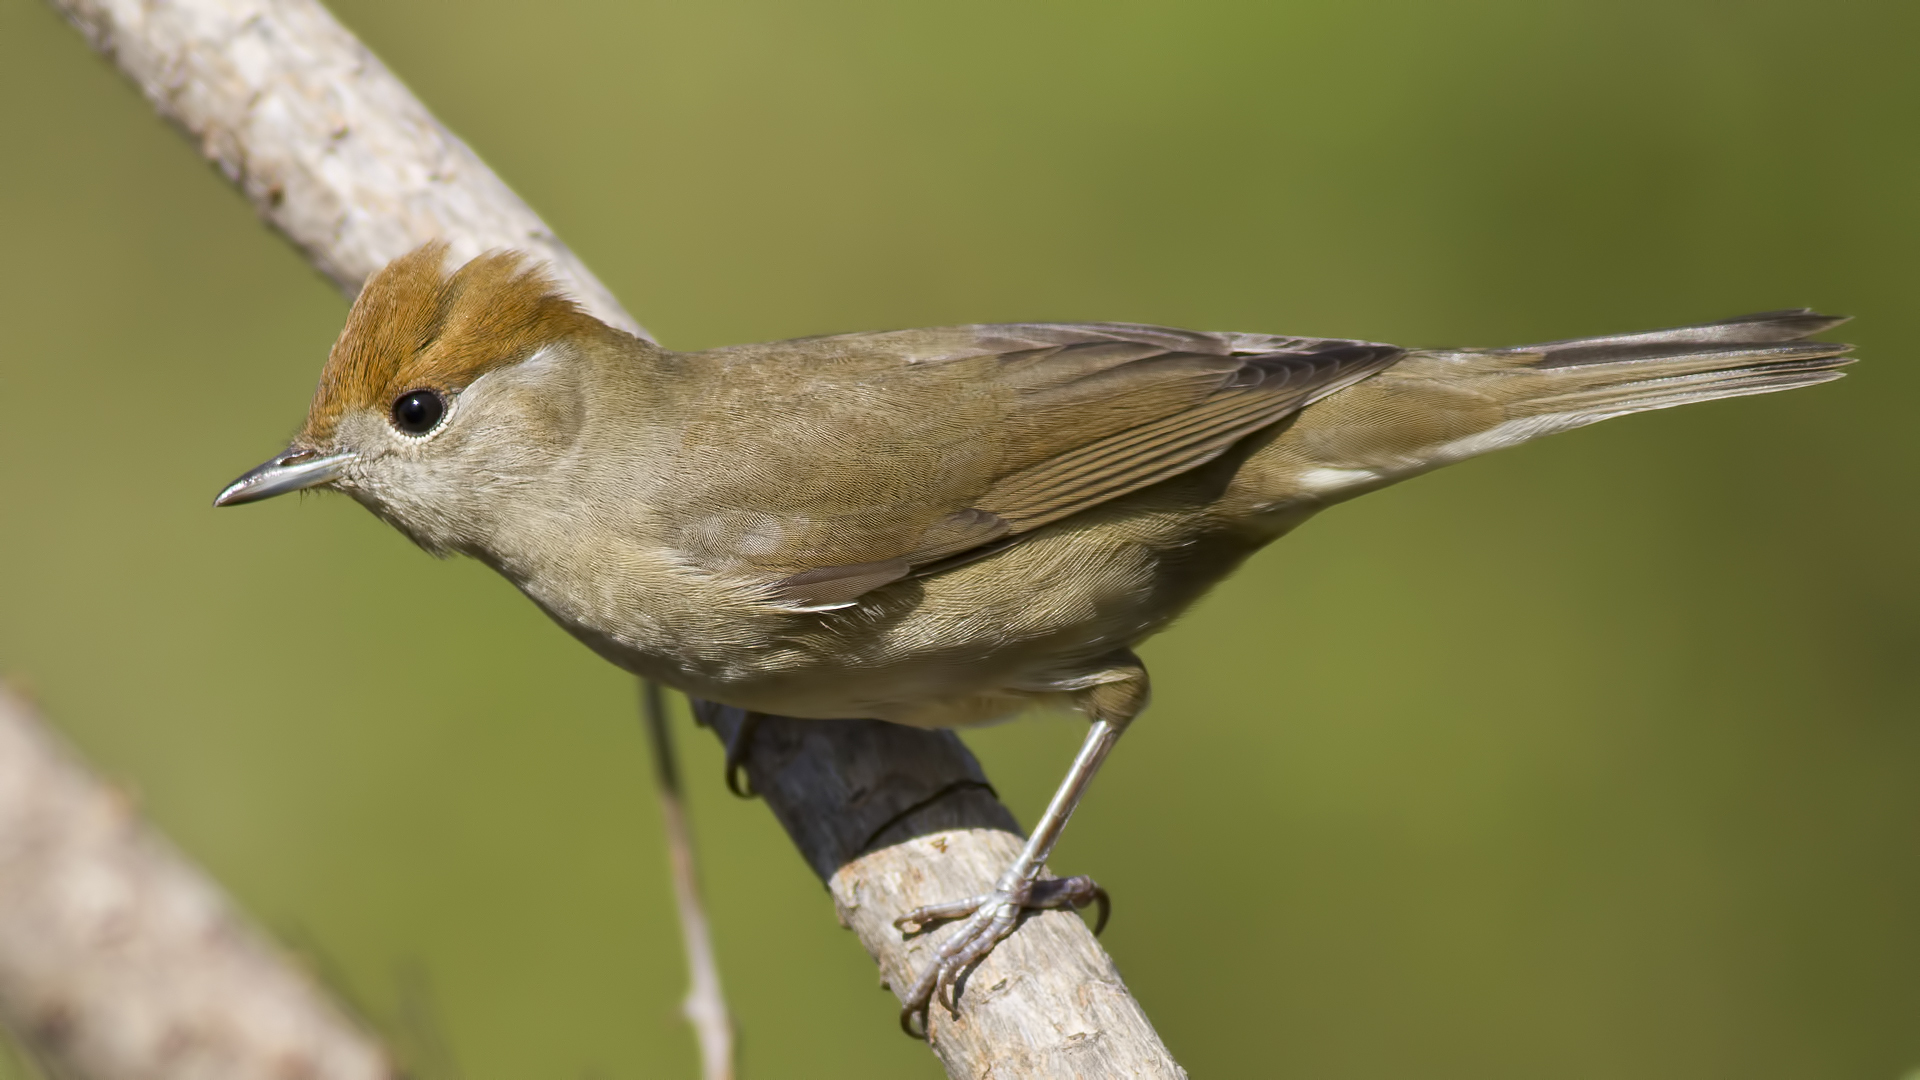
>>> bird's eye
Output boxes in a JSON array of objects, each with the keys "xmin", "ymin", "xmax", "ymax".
[{"xmin": 390, "ymin": 389, "xmax": 446, "ymax": 435}]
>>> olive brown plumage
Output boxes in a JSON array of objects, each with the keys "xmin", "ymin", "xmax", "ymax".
[{"xmin": 215, "ymin": 244, "xmax": 1854, "ymax": 1034}]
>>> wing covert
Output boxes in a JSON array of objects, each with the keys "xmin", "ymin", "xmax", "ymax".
[{"xmin": 668, "ymin": 323, "xmax": 1404, "ymax": 608}]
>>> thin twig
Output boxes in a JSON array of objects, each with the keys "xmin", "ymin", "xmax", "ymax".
[{"xmin": 640, "ymin": 682, "xmax": 736, "ymax": 1080}]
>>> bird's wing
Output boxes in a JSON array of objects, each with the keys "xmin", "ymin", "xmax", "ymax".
[{"xmin": 665, "ymin": 322, "xmax": 1404, "ymax": 609}]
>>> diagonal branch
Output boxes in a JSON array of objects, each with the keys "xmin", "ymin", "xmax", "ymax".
[
  {"xmin": 42, "ymin": 0, "xmax": 1184, "ymax": 1075},
  {"xmin": 0, "ymin": 683, "xmax": 394, "ymax": 1080},
  {"xmin": 695, "ymin": 705, "xmax": 1181, "ymax": 1076}
]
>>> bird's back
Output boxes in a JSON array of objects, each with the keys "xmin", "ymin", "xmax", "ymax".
[{"xmin": 535, "ymin": 312, "xmax": 1849, "ymax": 725}]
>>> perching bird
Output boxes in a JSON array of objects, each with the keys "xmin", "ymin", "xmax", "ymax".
[{"xmin": 215, "ymin": 242, "xmax": 1853, "ymax": 1033}]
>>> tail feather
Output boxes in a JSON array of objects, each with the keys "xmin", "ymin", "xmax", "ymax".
[
  {"xmin": 1517, "ymin": 345, "xmax": 1851, "ymax": 416},
  {"xmin": 1518, "ymin": 308, "xmax": 1852, "ymax": 367},
  {"xmin": 1520, "ymin": 362, "xmax": 1849, "ymax": 427},
  {"xmin": 1498, "ymin": 312, "xmax": 1853, "ymax": 424},
  {"xmin": 1244, "ymin": 310, "xmax": 1858, "ymax": 510}
]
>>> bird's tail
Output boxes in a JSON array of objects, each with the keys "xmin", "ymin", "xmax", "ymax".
[
  {"xmin": 1480, "ymin": 308, "xmax": 1853, "ymax": 429},
  {"xmin": 1233, "ymin": 309, "xmax": 1855, "ymax": 513}
]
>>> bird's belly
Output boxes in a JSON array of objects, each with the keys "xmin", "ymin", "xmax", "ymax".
[
  {"xmin": 558, "ymin": 602, "xmax": 1125, "ymax": 728},
  {"xmin": 528, "ymin": 502, "xmax": 1259, "ymax": 728}
]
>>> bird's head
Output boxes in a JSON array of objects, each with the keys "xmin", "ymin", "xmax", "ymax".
[{"xmin": 215, "ymin": 242, "xmax": 621, "ymax": 554}]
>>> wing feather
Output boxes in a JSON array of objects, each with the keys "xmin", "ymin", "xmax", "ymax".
[
  {"xmin": 976, "ymin": 344, "xmax": 1402, "ymax": 529},
  {"xmin": 679, "ymin": 325, "xmax": 1405, "ymax": 608}
]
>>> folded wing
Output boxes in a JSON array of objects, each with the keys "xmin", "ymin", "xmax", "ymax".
[{"xmin": 670, "ymin": 323, "xmax": 1404, "ymax": 609}]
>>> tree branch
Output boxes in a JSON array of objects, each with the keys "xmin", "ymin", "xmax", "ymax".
[
  {"xmin": 42, "ymin": 0, "xmax": 1184, "ymax": 1074},
  {"xmin": 697, "ymin": 706, "xmax": 1182, "ymax": 1077},
  {"xmin": 53, "ymin": 0, "xmax": 645, "ymax": 337},
  {"xmin": 0, "ymin": 683, "xmax": 393, "ymax": 1080}
]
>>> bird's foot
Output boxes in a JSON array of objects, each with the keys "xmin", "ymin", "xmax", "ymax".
[{"xmin": 892, "ymin": 874, "xmax": 1109, "ymax": 1038}]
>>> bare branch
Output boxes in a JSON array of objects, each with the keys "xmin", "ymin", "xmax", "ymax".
[
  {"xmin": 51, "ymin": 0, "xmax": 645, "ymax": 336},
  {"xmin": 0, "ymin": 684, "xmax": 394, "ymax": 1080},
  {"xmin": 698, "ymin": 706, "xmax": 1183, "ymax": 1078},
  {"xmin": 43, "ymin": 0, "xmax": 1184, "ymax": 1074}
]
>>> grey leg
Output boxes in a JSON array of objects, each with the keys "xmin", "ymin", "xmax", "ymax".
[{"xmin": 893, "ymin": 655, "xmax": 1146, "ymax": 1038}]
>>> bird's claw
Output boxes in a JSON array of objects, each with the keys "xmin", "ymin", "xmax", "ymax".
[
  {"xmin": 893, "ymin": 874, "xmax": 1108, "ymax": 1038},
  {"xmin": 722, "ymin": 711, "xmax": 763, "ymax": 798}
]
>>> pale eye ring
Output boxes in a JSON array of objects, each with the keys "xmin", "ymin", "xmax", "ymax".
[{"xmin": 390, "ymin": 388, "xmax": 446, "ymax": 435}]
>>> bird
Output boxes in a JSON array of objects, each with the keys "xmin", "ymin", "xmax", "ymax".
[{"xmin": 214, "ymin": 241, "xmax": 1854, "ymax": 1034}]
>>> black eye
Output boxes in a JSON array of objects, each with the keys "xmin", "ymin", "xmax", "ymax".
[{"xmin": 390, "ymin": 389, "xmax": 446, "ymax": 435}]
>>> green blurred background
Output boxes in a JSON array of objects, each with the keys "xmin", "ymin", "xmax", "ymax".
[{"xmin": 3, "ymin": 0, "xmax": 1916, "ymax": 1075}]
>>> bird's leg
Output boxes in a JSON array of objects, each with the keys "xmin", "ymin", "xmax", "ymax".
[{"xmin": 892, "ymin": 656, "xmax": 1146, "ymax": 1038}]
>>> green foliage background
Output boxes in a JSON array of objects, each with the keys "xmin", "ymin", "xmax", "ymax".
[{"xmin": 3, "ymin": 0, "xmax": 1917, "ymax": 1076}]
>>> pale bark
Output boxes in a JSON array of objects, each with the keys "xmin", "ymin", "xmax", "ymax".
[
  {"xmin": 52, "ymin": 0, "xmax": 643, "ymax": 337},
  {"xmin": 698, "ymin": 705, "xmax": 1184, "ymax": 1078},
  {"xmin": 37, "ymin": 0, "xmax": 1184, "ymax": 1075},
  {"xmin": 0, "ymin": 685, "xmax": 393, "ymax": 1080}
]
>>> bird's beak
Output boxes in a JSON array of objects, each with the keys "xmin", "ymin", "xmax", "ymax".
[{"xmin": 213, "ymin": 448, "xmax": 356, "ymax": 507}]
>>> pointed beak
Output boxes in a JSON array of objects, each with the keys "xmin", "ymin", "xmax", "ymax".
[{"xmin": 213, "ymin": 448, "xmax": 356, "ymax": 507}]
